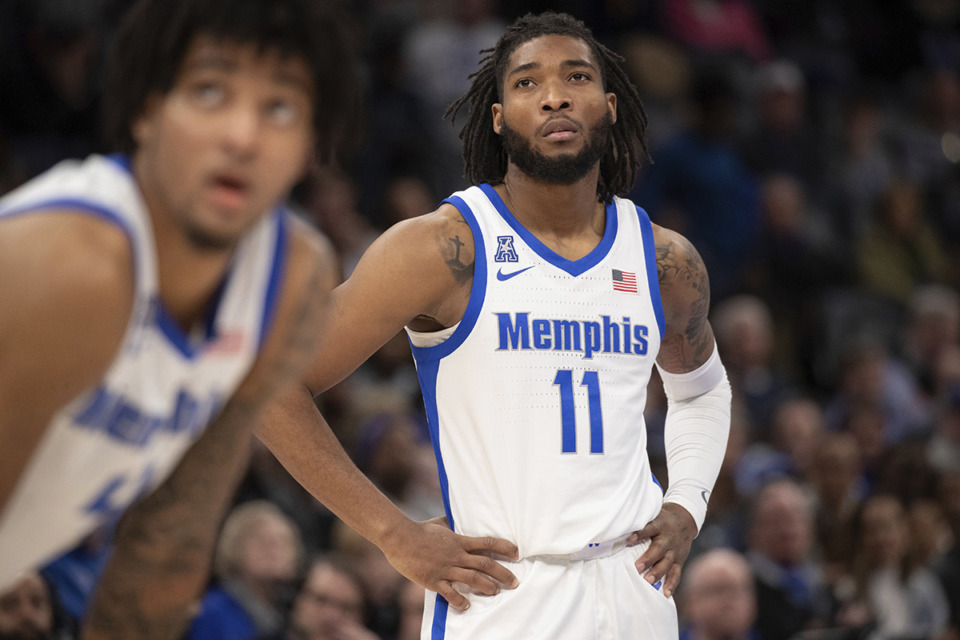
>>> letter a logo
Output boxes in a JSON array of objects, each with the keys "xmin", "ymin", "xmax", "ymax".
[{"xmin": 495, "ymin": 235, "xmax": 519, "ymax": 263}]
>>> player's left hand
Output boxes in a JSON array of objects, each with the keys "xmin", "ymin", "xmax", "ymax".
[{"xmin": 627, "ymin": 503, "xmax": 697, "ymax": 598}]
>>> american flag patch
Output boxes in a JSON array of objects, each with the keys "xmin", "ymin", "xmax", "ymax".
[{"xmin": 612, "ymin": 269, "xmax": 638, "ymax": 293}]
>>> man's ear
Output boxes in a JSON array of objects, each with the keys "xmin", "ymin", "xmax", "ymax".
[
  {"xmin": 607, "ymin": 92, "xmax": 617, "ymax": 125},
  {"xmin": 491, "ymin": 103, "xmax": 503, "ymax": 135}
]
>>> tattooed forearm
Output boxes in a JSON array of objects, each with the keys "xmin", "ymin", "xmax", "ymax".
[
  {"xmin": 655, "ymin": 233, "xmax": 714, "ymax": 372},
  {"xmin": 82, "ymin": 259, "xmax": 327, "ymax": 640}
]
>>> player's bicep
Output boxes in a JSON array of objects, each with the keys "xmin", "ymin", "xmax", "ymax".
[
  {"xmin": 653, "ymin": 226, "xmax": 715, "ymax": 374},
  {"xmin": 0, "ymin": 214, "xmax": 132, "ymax": 510}
]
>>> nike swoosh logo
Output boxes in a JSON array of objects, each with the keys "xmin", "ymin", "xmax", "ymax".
[
  {"xmin": 496, "ymin": 266, "xmax": 534, "ymax": 281},
  {"xmin": 701, "ymin": 490, "xmax": 711, "ymax": 504}
]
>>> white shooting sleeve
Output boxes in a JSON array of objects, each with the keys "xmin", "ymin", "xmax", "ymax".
[{"xmin": 655, "ymin": 345, "xmax": 732, "ymax": 532}]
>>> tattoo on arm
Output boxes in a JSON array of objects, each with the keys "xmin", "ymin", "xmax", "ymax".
[
  {"xmin": 656, "ymin": 235, "xmax": 713, "ymax": 372},
  {"xmin": 436, "ymin": 217, "xmax": 473, "ymax": 285},
  {"xmin": 82, "ymin": 261, "xmax": 326, "ymax": 640}
]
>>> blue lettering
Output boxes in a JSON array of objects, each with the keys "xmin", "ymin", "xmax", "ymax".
[
  {"xmin": 497, "ymin": 312, "xmax": 530, "ymax": 350},
  {"xmin": 552, "ymin": 320, "xmax": 582, "ymax": 352},
  {"xmin": 584, "ymin": 322, "xmax": 601, "ymax": 359},
  {"xmin": 633, "ymin": 325, "xmax": 648, "ymax": 355},
  {"xmin": 602, "ymin": 315, "xmax": 620, "ymax": 354},
  {"xmin": 532, "ymin": 319, "xmax": 552, "ymax": 349}
]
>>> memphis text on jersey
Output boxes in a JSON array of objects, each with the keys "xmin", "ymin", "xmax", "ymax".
[{"xmin": 497, "ymin": 312, "xmax": 650, "ymax": 359}]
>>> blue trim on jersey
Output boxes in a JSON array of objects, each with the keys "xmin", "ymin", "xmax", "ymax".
[
  {"xmin": 414, "ymin": 358, "xmax": 455, "ymax": 529},
  {"xmin": 636, "ymin": 206, "xmax": 665, "ymax": 340},
  {"xmin": 431, "ymin": 594, "xmax": 450, "ymax": 639},
  {"xmin": 105, "ymin": 153, "xmax": 133, "ymax": 174},
  {"xmin": 408, "ymin": 195, "xmax": 487, "ymax": 364},
  {"xmin": 155, "ymin": 303, "xmax": 200, "ymax": 358},
  {"xmin": 259, "ymin": 209, "xmax": 288, "ymax": 348},
  {"xmin": 478, "ymin": 183, "xmax": 618, "ymax": 277}
]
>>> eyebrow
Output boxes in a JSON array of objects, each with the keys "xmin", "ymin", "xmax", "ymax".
[
  {"xmin": 507, "ymin": 58, "xmax": 597, "ymax": 78},
  {"xmin": 184, "ymin": 53, "xmax": 314, "ymax": 96}
]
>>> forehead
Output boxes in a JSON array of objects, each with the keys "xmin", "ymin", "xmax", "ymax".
[
  {"xmin": 506, "ymin": 34, "xmax": 598, "ymax": 72},
  {"xmin": 178, "ymin": 36, "xmax": 315, "ymax": 93}
]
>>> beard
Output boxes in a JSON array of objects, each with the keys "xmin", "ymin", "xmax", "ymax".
[{"xmin": 499, "ymin": 111, "xmax": 613, "ymax": 185}]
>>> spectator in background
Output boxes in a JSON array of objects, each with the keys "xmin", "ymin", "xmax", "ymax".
[
  {"xmin": 679, "ymin": 549, "xmax": 760, "ymax": 640},
  {"xmin": 823, "ymin": 88, "xmax": 895, "ymax": 244},
  {"xmin": 747, "ymin": 174, "xmax": 848, "ymax": 355},
  {"xmin": 402, "ymin": 0, "xmax": 504, "ymax": 196},
  {"xmin": 746, "ymin": 479, "xmax": 832, "ymax": 640},
  {"xmin": 834, "ymin": 494, "xmax": 950, "ymax": 640},
  {"xmin": 395, "ymin": 579, "xmax": 426, "ymax": 640},
  {"xmin": 0, "ymin": 569, "xmax": 74, "ymax": 640},
  {"xmin": 737, "ymin": 396, "xmax": 825, "ymax": 495},
  {"xmin": 270, "ymin": 554, "xmax": 377, "ymax": 640},
  {"xmin": 631, "ymin": 63, "xmax": 760, "ymax": 300},
  {"xmin": 712, "ymin": 295, "xmax": 795, "ymax": 434},
  {"xmin": 810, "ymin": 432, "xmax": 865, "ymax": 588},
  {"xmin": 902, "ymin": 284, "xmax": 960, "ymax": 402},
  {"xmin": 186, "ymin": 501, "xmax": 304, "ymax": 640},
  {"xmin": 856, "ymin": 177, "xmax": 949, "ymax": 305},
  {"xmin": 661, "ymin": 0, "xmax": 772, "ymax": 64},
  {"xmin": 740, "ymin": 60, "xmax": 823, "ymax": 190},
  {"xmin": 329, "ymin": 521, "xmax": 404, "ymax": 638},
  {"xmin": 825, "ymin": 340, "xmax": 929, "ymax": 447},
  {"xmin": 934, "ymin": 469, "xmax": 960, "ymax": 636}
]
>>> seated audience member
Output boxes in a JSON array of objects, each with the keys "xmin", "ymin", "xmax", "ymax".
[
  {"xmin": 186, "ymin": 501, "xmax": 303, "ymax": 640},
  {"xmin": 395, "ymin": 579, "xmax": 425, "ymax": 640},
  {"xmin": 269, "ymin": 555, "xmax": 377, "ymax": 640},
  {"xmin": 679, "ymin": 549, "xmax": 760, "ymax": 640},
  {"xmin": 0, "ymin": 569, "xmax": 74, "ymax": 640},
  {"xmin": 835, "ymin": 494, "xmax": 950, "ymax": 640},
  {"xmin": 747, "ymin": 479, "xmax": 832, "ymax": 640}
]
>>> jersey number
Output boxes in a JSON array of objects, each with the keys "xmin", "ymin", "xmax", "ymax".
[{"xmin": 553, "ymin": 369, "xmax": 604, "ymax": 454}]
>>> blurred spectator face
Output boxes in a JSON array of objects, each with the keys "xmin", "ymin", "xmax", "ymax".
[
  {"xmin": 0, "ymin": 571, "xmax": 53, "ymax": 640},
  {"xmin": 239, "ymin": 512, "xmax": 301, "ymax": 585},
  {"xmin": 762, "ymin": 174, "xmax": 806, "ymax": 235},
  {"xmin": 879, "ymin": 180, "xmax": 923, "ymax": 236},
  {"xmin": 290, "ymin": 562, "xmax": 365, "ymax": 640},
  {"xmin": 713, "ymin": 296, "xmax": 774, "ymax": 370},
  {"xmin": 845, "ymin": 403, "xmax": 887, "ymax": 463},
  {"xmin": 683, "ymin": 550, "xmax": 756, "ymax": 639},
  {"xmin": 773, "ymin": 398, "xmax": 824, "ymax": 476},
  {"xmin": 839, "ymin": 345, "xmax": 885, "ymax": 401},
  {"xmin": 750, "ymin": 481, "xmax": 814, "ymax": 567},
  {"xmin": 908, "ymin": 500, "xmax": 949, "ymax": 567},
  {"xmin": 384, "ymin": 177, "xmax": 433, "ymax": 225},
  {"xmin": 813, "ymin": 433, "xmax": 861, "ymax": 507},
  {"xmin": 396, "ymin": 579, "xmax": 426, "ymax": 640},
  {"xmin": 757, "ymin": 61, "xmax": 805, "ymax": 133},
  {"xmin": 861, "ymin": 496, "xmax": 907, "ymax": 567}
]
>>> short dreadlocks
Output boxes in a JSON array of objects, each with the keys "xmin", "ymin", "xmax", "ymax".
[{"xmin": 446, "ymin": 12, "xmax": 649, "ymax": 203}]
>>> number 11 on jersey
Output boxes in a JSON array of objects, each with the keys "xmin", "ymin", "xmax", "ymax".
[{"xmin": 553, "ymin": 369, "xmax": 604, "ymax": 454}]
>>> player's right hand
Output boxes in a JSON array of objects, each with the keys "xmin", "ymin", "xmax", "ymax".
[{"xmin": 379, "ymin": 517, "xmax": 519, "ymax": 611}]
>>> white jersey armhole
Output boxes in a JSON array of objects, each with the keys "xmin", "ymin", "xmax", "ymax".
[{"xmin": 406, "ymin": 322, "xmax": 460, "ymax": 348}]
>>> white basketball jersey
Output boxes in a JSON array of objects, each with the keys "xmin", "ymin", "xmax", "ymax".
[
  {"xmin": 0, "ymin": 155, "xmax": 289, "ymax": 586},
  {"xmin": 407, "ymin": 184, "xmax": 665, "ymax": 558}
]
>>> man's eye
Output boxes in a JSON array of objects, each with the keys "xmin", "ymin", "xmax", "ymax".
[
  {"xmin": 265, "ymin": 100, "xmax": 298, "ymax": 126},
  {"xmin": 191, "ymin": 82, "xmax": 224, "ymax": 106}
]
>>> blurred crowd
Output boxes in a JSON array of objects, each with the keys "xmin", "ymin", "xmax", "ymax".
[{"xmin": 1, "ymin": 0, "xmax": 959, "ymax": 638}]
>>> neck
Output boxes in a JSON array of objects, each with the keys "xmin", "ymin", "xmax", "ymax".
[
  {"xmin": 135, "ymin": 162, "xmax": 235, "ymax": 332},
  {"xmin": 497, "ymin": 163, "xmax": 604, "ymax": 237}
]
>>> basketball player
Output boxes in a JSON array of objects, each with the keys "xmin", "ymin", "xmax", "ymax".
[
  {"xmin": 0, "ymin": 1, "xmax": 517, "ymax": 637},
  {"xmin": 258, "ymin": 12, "xmax": 732, "ymax": 638}
]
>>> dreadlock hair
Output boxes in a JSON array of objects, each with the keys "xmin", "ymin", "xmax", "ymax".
[
  {"xmin": 102, "ymin": 0, "xmax": 360, "ymax": 164},
  {"xmin": 445, "ymin": 12, "xmax": 649, "ymax": 203}
]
